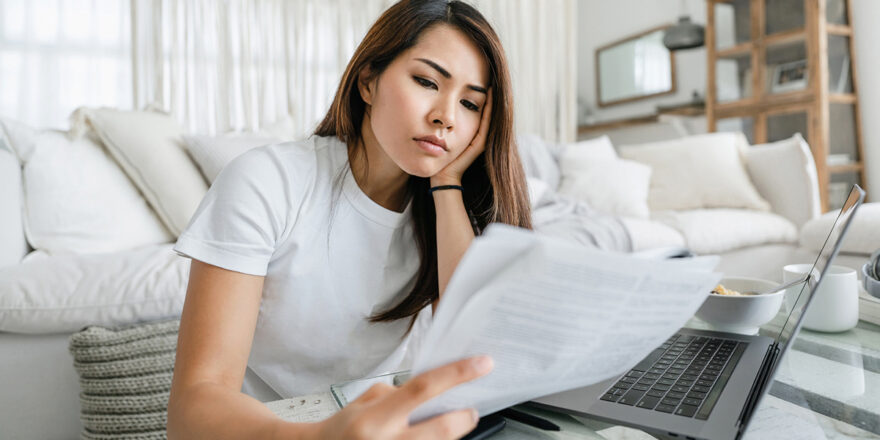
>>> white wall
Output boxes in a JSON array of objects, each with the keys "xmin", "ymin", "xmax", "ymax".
[
  {"xmin": 577, "ymin": 0, "xmax": 878, "ymax": 201},
  {"xmin": 576, "ymin": 0, "xmax": 706, "ymax": 125},
  {"xmin": 852, "ymin": 0, "xmax": 879, "ymax": 202}
]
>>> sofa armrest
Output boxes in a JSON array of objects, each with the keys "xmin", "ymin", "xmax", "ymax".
[{"xmin": 744, "ymin": 133, "xmax": 821, "ymax": 229}]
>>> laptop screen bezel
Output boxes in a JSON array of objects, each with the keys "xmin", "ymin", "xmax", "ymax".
[{"xmin": 737, "ymin": 184, "xmax": 865, "ymax": 437}]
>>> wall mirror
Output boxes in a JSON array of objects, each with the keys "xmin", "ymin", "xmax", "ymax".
[{"xmin": 596, "ymin": 25, "xmax": 676, "ymax": 107}]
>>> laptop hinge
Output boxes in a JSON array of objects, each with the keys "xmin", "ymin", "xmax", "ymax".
[{"xmin": 736, "ymin": 343, "xmax": 779, "ymax": 434}]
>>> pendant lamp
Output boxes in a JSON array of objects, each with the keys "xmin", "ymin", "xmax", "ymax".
[{"xmin": 663, "ymin": 0, "xmax": 705, "ymax": 51}]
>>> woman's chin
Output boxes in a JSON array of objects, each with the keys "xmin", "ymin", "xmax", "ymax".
[{"xmin": 400, "ymin": 161, "xmax": 444, "ymax": 179}]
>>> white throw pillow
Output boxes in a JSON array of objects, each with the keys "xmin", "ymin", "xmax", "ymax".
[
  {"xmin": 0, "ymin": 144, "xmax": 29, "ymax": 267},
  {"xmin": 0, "ymin": 118, "xmax": 172, "ymax": 255},
  {"xmin": 517, "ymin": 134, "xmax": 562, "ymax": 190},
  {"xmin": 619, "ymin": 132, "xmax": 771, "ymax": 212},
  {"xmin": 182, "ymin": 134, "xmax": 280, "ymax": 183},
  {"xmin": 73, "ymin": 108, "xmax": 208, "ymax": 237},
  {"xmin": 558, "ymin": 159, "xmax": 652, "ymax": 218},
  {"xmin": 800, "ymin": 203, "xmax": 880, "ymax": 255},
  {"xmin": 560, "ymin": 135, "xmax": 617, "ymax": 167},
  {"xmin": 0, "ymin": 244, "xmax": 188, "ymax": 334},
  {"xmin": 744, "ymin": 133, "xmax": 821, "ymax": 228},
  {"xmin": 654, "ymin": 209, "xmax": 797, "ymax": 254},
  {"xmin": 558, "ymin": 135, "xmax": 651, "ymax": 218}
]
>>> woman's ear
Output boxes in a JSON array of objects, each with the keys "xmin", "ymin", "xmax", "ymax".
[{"xmin": 357, "ymin": 66, "xmax": 375, "ymax": 105}]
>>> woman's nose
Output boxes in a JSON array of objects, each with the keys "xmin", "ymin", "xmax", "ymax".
[{"xmin": 429, "ymin": 98, "xmax": 455, "ymax": 131}]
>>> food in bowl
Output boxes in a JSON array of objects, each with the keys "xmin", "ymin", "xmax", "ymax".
[
  {"xmin": 711, "ymin": 284, "xmax": 753, "ymax": 296},
  {"xmin": 696, "ymin": 277, "xmax": 785, "ymax": 335}
]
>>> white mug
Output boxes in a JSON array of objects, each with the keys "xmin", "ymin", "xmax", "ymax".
[{"xmin": 783, "ymin": 264, "xmax": 859, "ymax": 332}]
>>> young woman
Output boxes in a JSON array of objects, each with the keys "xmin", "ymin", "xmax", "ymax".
[{"xmin": 167, "ymin": 0, "xmax": 531, "ymax": 438}]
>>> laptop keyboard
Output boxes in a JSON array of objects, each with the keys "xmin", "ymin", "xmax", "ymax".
[{"xmin": 600, "ymin": 334, "xmax": 746, "ymax": 420}]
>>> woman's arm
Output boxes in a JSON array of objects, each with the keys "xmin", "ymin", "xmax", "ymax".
[
  {"xmin": 168, "ymin": 260, "xmax": 490, "ymax": 440},
  {"xmin": 431, "ymin": 178, "xmax": 476, "ymax": 303},
  {"xmin": 430, "ymin": 89, "xmax": 493, "ymax": 307},
  {"xmin": 167, "ymin": 260, "xmax": 309, "ymax": 439}
]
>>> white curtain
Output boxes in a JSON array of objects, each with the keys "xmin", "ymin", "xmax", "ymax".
[
  {"xmin": 0, "ymin": 0, "xmax": 576, "ymax": 141},
  {"xmin": 131, "ymin": 0, "xmax": 576, "ymax": 141},
  {"xmin": 0, "ymin": 0, "xmax": 132, "ymax": 129},
  {"xmin": 474, "ymin": 0, "xmax": 577, "ymax": 143},
  {"xmin": 131, "ymin": 0, "xmax": 396, "ymax": 136}
]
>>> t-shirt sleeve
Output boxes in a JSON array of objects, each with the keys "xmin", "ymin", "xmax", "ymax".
[{"xmin": 173, "ymin": 147, "xmax": 294, "ymax": 276}]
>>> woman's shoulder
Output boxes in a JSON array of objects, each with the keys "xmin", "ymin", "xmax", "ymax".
[{"xmin": 227, "ymin": 134, "xmax": 344, "ymax": 177}]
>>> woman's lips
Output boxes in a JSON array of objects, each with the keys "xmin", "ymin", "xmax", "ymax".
[{"xmin": 415, "ymin": 139, "xmax": 446, "ymax": 156}]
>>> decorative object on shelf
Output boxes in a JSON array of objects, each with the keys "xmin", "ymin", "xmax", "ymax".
[
  {"xmin": 663, "ymin": 0, "xmax": 705, "ymax": 50},
  {"xmin": 834, "ymin": 54, "xmax": 851, "ymax": 94},
  {"xmin": 770, "ymin": 59, "xmax": 808, "ymax": 93},
  {"xmin": 827, "ymin": 153, "xmax": 852, "ymax": 166}
]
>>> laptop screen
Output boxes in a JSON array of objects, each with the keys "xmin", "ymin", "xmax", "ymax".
[{"xmin": 774, "ymin": 185, "xmax": 865, "ymax": 352}]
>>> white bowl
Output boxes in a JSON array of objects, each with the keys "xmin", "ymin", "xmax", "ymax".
[{"xmin": 695, "ymin": 277, "xmax": 785, "ymax": 335}]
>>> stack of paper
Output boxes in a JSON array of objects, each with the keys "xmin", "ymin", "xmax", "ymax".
[{"xmin": 409, "ymin": 224, "xmax": 722, "ymax": 422}]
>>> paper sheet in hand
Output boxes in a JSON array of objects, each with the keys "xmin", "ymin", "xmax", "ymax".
[{"xmin": 409, "ymin": 224, "xmax": 721, "ymax": 422}]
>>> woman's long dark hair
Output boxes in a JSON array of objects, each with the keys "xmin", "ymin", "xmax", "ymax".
[{"xmin": 314, "ymin": 0, "xmax": 531, "ymax": 327}]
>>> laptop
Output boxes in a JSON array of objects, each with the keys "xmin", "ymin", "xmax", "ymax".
[{"xmin": 530, "ymin": 185, "xmax": 866, "ymax": 440}]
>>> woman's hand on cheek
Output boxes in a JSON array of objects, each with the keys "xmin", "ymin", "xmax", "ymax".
[
  {"xmin": 305, "ymin": 356, "xmax": 493, "ymax": 440},
  {"xmin": 430, "ymin": 89, "xmax": 493, "ymax": 187}
]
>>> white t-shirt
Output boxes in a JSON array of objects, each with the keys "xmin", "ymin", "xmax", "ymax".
[{"xmin": 173, "ymin": 135, "xmax": 429, "ymax": 399}]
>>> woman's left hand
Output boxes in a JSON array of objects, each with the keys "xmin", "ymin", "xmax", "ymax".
[{"xmin": 430, "ymin": 88, "xmax": 493, "ymax": 186}]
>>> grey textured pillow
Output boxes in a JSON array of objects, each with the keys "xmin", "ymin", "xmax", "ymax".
[{"xmin": 69, "ymin": 320, "xmax": 180, "ymax": 439}]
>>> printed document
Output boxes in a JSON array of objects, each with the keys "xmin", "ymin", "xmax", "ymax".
[{"xmin": 408, "ymin": 224, "xmax": 722, "ymax": 422}]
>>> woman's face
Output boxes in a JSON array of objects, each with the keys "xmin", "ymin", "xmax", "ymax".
[{"xmin": 360, "ymin": 24, "xmax": 490, "ymax": 178}]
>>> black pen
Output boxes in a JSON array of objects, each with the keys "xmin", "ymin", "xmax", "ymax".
[{"xmin": 497, "ymin": 408, "xmax": 561, "ymax": 431}]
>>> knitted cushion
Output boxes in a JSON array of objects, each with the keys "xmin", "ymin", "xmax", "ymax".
[{"xmin": 69, "ymin": 319, "xmax": 180, "ymax": 440}]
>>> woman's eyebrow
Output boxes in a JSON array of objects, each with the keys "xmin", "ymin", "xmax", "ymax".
[{"xmin": 415, "ymin": 57, "xmax": 488, "ymax": 94}]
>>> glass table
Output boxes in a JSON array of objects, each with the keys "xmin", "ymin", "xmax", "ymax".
[
  {"xmin": 268, "ymin": 316, "xmax": 880, "ymax": 439},
  {"xmin": 507, "ymin": 315, "xmax": 880, "ymax": 440}
]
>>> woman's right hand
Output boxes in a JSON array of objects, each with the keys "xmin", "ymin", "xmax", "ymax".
[{"xmin": 301, "ymin": 355, "xmax": 494, "ymax": 440}]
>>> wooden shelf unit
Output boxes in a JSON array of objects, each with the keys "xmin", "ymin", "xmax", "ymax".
[{"xmin": 706, "ymin": 0, "xmax": 866, "ymax": 211}]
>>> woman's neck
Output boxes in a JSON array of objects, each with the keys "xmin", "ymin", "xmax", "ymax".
[{"xmin": 348, "ymin": 113, "xmax": 410, "ymax": 212}]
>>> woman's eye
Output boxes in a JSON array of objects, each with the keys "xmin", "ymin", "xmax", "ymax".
[
  {"xmin": 413, "ymin": 76, "xmax": 437, "ymax": 89},
  {"xmin": 461, "ymin": 100, "xmax": 479, "ymax": 112}
]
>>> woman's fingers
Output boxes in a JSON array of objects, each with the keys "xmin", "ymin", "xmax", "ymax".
[
  {"xmin": 379, "ymin": 355, "xmax": 493, "ymax": 416},
  {"xmin": 354, "ymin": 382, "xmax": 396, "ymax": 405},
  {"xmin": 470, "ymin": 88, "xmax": 493, "ymax": 151},
  {"xmin": 405, "ymin": 409, "xmax": 479, "ymax": 440}
]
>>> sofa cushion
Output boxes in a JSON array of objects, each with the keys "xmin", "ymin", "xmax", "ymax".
[
  {"xmin": 654, "ymin": 209, "xmax": 797, "ymax": 255},
  {"xmin": 559, "ymin": 158, "xmax": 652, "ymax": 219},
  {"xmin": 561, "ymin": 135, "xmax": 617, "ymax": 165},
  {"xmin": 744, "ymin": 133, "xmax": 821, "ymax": 228},
  {"xmin": 0, "ymin": 117, "xmax": 172, "ymax": 256},
  {"xmin": 558, "ymin": 135, "xmax": 652, "ymax": 218},
  {"xmin": 516, "ymin": 133, "xmax": 564, "ymax": 190},
  {"xmin": 73, "ymin": 108, "xmax": 208, "ymax": 237},
  {"xmin": 800, "ymin": 202, "xmax": 880, "ymax": 255},
  {"xmin": 182, "ymin": 134, "xmax": 280, "ymax": 183},
  {"xmin": 0, "ymin": 244, "xmax": 187, "ymax": 334},
  {"xmin": 618, "ymin": 132, "xmax": 771, "ymax": 212},
  {"xmin": 0, "ymin": 143, "xmax": 28, "ymax": 267},
  {"xmin": 619, "ymin": 217, "xmax": 686, "ymax": 251}
]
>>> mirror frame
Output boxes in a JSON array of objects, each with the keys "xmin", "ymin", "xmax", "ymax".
[{"xmin": 595, "ymin": 24, "xmax": 677, "ymax": 107}]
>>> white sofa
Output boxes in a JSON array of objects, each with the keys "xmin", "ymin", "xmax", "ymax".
[{"xmin": 2, "ymin": 110, "xmax": 878, "ymax": 439}]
